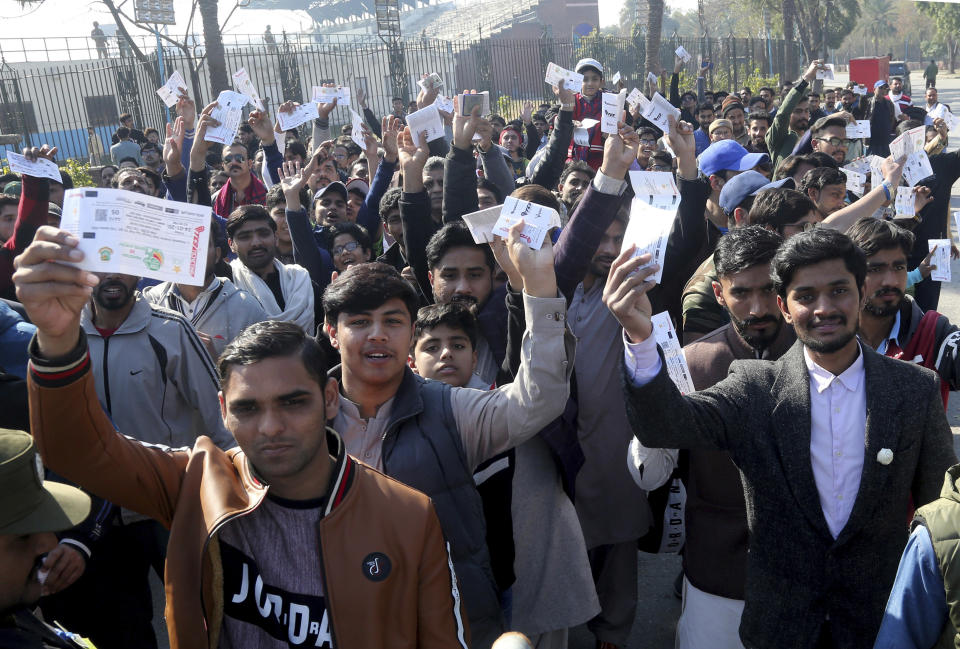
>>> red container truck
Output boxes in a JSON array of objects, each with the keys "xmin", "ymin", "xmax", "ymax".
[{"xmin": 849, "ymin": 56, "xmax": 890, "ymax": 88}]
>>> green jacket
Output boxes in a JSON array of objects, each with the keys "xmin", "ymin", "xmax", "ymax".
[
  {"xmin": 681, "ymin": 254, "xmax": 729, "ymax": 339},
  {"xmin": 925, "ymin": 63, "xmax": 939, "ymax": 80},
  {"xmin": 914, "ymin": 465, "xmax": 960, "ymax": 649},
  {"xmin": 765, "ymin": 79, "xmax": 809, "ymax": 174}
]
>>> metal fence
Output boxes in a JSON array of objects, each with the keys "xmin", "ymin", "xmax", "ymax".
[{"xmin": 0, "ymin": 32, "xmax": 800, "ymax": 162}]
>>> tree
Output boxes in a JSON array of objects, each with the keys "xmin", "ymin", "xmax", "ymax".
[
  {"xmin": 619, "ymin": 0, "xmax": 642, "ymax": 36},
  {"xmin": 645, "ymin": 0, "xmax": 665, "ymax": 75},
  {"xmin": 199, "ymin": 0, "xmax": 230, "ymax": 96},
  {"xmin": 917, "ymin": 2, "xmax": 960, "ymax": 72},
  {"xmin": 861, "ymin": 0, "xmax": 896, "ymax": 54}
]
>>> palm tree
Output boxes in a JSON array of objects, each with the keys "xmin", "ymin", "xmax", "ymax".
[{"xmin": 861, "ymin": 0, "xmax": 896, "ymax": 54}]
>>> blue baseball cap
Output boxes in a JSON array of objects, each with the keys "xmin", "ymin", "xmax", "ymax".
[
  {"xmin": 697, "ymin": 139, "xmax": 770, "ymax": 178},
  {"xmin": 718, "ymin": 171, "xmax": 773, "ymax": 215},
  {"xmin": 874, "ymin": 79, "xmax": 888, "ymax": 90}
]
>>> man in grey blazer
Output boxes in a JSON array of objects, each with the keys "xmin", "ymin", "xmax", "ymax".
[{"xmin": 605, "ymin": 227, "xmax": 957, "ymax": 649}]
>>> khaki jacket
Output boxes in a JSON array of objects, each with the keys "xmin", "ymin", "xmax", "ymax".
[{"xmin": 28, "ymin": 333, "xmax": 469, "ymax": 649}]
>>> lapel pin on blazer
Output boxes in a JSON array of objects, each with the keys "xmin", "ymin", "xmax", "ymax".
[{"xmin": 877, "ymin": 448, "xmax": 894, "ymax": 465}]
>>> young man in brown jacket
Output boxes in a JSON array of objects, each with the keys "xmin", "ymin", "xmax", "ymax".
[{"xmin": 15, "ymin": 226, "xmax": 469, "ymax": 649}]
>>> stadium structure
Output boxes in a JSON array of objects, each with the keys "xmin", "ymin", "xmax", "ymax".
[{"xmin": 260, "ymin": 0, "xmax": 599, "ymax": 40}]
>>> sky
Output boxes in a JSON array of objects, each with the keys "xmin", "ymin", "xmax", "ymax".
[{"xmin": 0, "ymin": 0, "xmax": 693, "ymax": 39}]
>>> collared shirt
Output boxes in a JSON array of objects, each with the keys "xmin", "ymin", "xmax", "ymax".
[
  {"xmin": 873, "ymin": 310, "xmax": 902, "ymax": 355},
  {"xmin": 334, "ymin": 394, "xmax": 397, "ymax": 471},
  {"xmin": 625, "ymin": 335, "xmax": 868, "ymax": 538},
  {"xmin": 166, "ymin": 277, "xmax": 221, "ymax": 322},
  {"xmin": 803, "ymin": 345, "xmax": 867, "ymax": 539}
]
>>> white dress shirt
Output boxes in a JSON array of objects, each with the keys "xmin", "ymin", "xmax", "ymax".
[
  {"xmin": 803, "ymin": 346, "xmax": 866, "ymax": 538},
  {"xmin": 624, "ymin": 334, "xmax": 868, "ymax": 538}
]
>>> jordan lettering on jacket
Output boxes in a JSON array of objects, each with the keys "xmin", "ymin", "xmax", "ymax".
[{"xmin": 222, "ymin": 541, "xmax": 332, "ymax": 646}]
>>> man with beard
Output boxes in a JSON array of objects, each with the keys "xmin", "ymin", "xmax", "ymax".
[
  {"xmin": 745, "ymin": 113, "xmax": 770, "ymax": 154},
  {"xmin": 848, "ymin": 218, "xmax": 960, "ymax": 403},
  {"xmin": 693, "ymin": 102, "xmax": 715, "ymax": 155},
  {"xmin": 721, "ymin": 101, "xmax": 749, "ymax": 147},
  {"xmin": 681, "ymin": 171, "xmax": 792, "ymax": 343},
  {"xmin": 889, "ymin": 77, "xmax": 912, "ymax": 114},
  {"xmin": 611, "ymin": 227, "xmax": 956, "ymax": 649},
  {"xmin": 767, "ymin": 60, "xmax": 822, "ymax": 173},
  {"xmin": 226, "ymin": 205, "xmax": 321, "ymax": 334},
  {"xmin": 636, "ymin": 226, "xmax": 795, "ymax": 649}
]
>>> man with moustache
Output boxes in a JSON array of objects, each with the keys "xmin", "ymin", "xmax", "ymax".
[
  {"xmin": 767, "ymin": 60, "xmax": 822, "ymax": 173},
  {"xmin": 227, "ymin": 205, "xmax": 321, "ymax": 334},
  {"xmin": 847, "ymin": 218, "xmax": 960, "ymax": 403},
  {"xmin": 610, "ymin": 227, "xmax": 956, "ymax": 649},
  {"xmin": 636, "ymin": 226, "xmax": 795, "ymax": 649}
]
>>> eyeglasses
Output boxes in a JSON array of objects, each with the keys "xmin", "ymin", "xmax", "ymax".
[
  {"xmin": 640, "ymin": 138, "xmax": 658, "ymax": 145},
  {"xmin": 815, "ymin": 137, "xmax": 854, "ymax": 148},
  {"xmin": 332, "ymin": 241, "xmax": 362, "ymax": 256},
  {"xmin": 223, "ymin": 153, "xmax": 247, "ymax": 163}
]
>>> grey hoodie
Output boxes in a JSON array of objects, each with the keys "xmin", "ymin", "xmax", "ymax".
[{"xmin": 142, "ymin": 277, "xmax": 268, "ymax": 358}]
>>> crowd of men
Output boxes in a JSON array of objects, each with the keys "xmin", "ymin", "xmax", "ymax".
[{"xmin": 2, "ymin": 52, "xmax": 960, "ymax": 649}]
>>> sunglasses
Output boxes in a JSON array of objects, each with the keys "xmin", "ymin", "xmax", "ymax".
[
  {"xmin": 223, "ymin": 153, "xmax": 247, "ymax": 163},
  {"xmin": 332, "ymin": 241, "xmax": 362, "ymax": 256}
]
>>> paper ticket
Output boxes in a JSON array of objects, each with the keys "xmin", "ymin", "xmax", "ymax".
[
  {"xmin": 6, "ymin": 151, "xmax": 62, "ymax": 183},
  {"xmin": 844, "ymin": 168, "xmax": 867, "ymax": 196},
  {"xmin": 845, "ymin": 120, "xmax": 870, "ymax": 139},
  {"xmin": 60, "ymin": 188, "xmax": 211, "ymax": 286},
  {"xmin": 601, "ymin": 90, "xmax": 626, "ymax": 135},
  {"xmin": 492, "ymin": 196, "xmax": 561, "ymax": 249},
  {"xmin": 629, "ymin": 171, "xmax": 678, "ymax": 197},
  {"xmin": 350, "ymin": 110, "xmax": 366, "ymax": 150},
  {"xmin": 311, "ymin": 86, "xmax": 351, "ymax": 105},
  {"xmin": 232, "ymin": 68, "xmax": 265, "ymax": 112},
  {"xmin": 651, "ymin": 311, "xmax": 695, "ymax": 394},
  {"xmin": 894, "ymin": 189, "xmax": 915, "ymax": 217},
  {"xmin": 434, "ymin": 94, "xmax": 454, "ymax": 113},
  {"xmin": 642, "ymin": 92, "xmax": 681, "ymax": 134},
  {"xmin": 461, "ymin": 206, "xmax": 503, "ymax": 244},
  {"xmin": 204, "ymin": 90, "xmax": 247, "ymax": 145},
  {"xmin": 929, "ymin": 239, "xmax": 952, "ymax": 283},
  {"xmin": 675, "ymin": 45, "xmax": 692, "ymax": 63},
  {"xmin": 621, "ymin": 198, "xmax": 677, "ymax": 284},
  {"xmin": 405, "ymin": 105, "xmax": 446, "ymax": 146},
  {"xmin": 156, "ymin": 70, "xmax": 186, "ymax": 108},
  {"xmin": 544, "ymin": 62, "xmax": 583, "ymax": 93},
  {"xmin": 277, "ymin": 102, "xmax": 319, "ymax": 131}
]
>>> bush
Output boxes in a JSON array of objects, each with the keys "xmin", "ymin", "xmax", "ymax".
[{"xmin": 62, "ymin": 158, "xmax": 93, "ymax": 187}]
